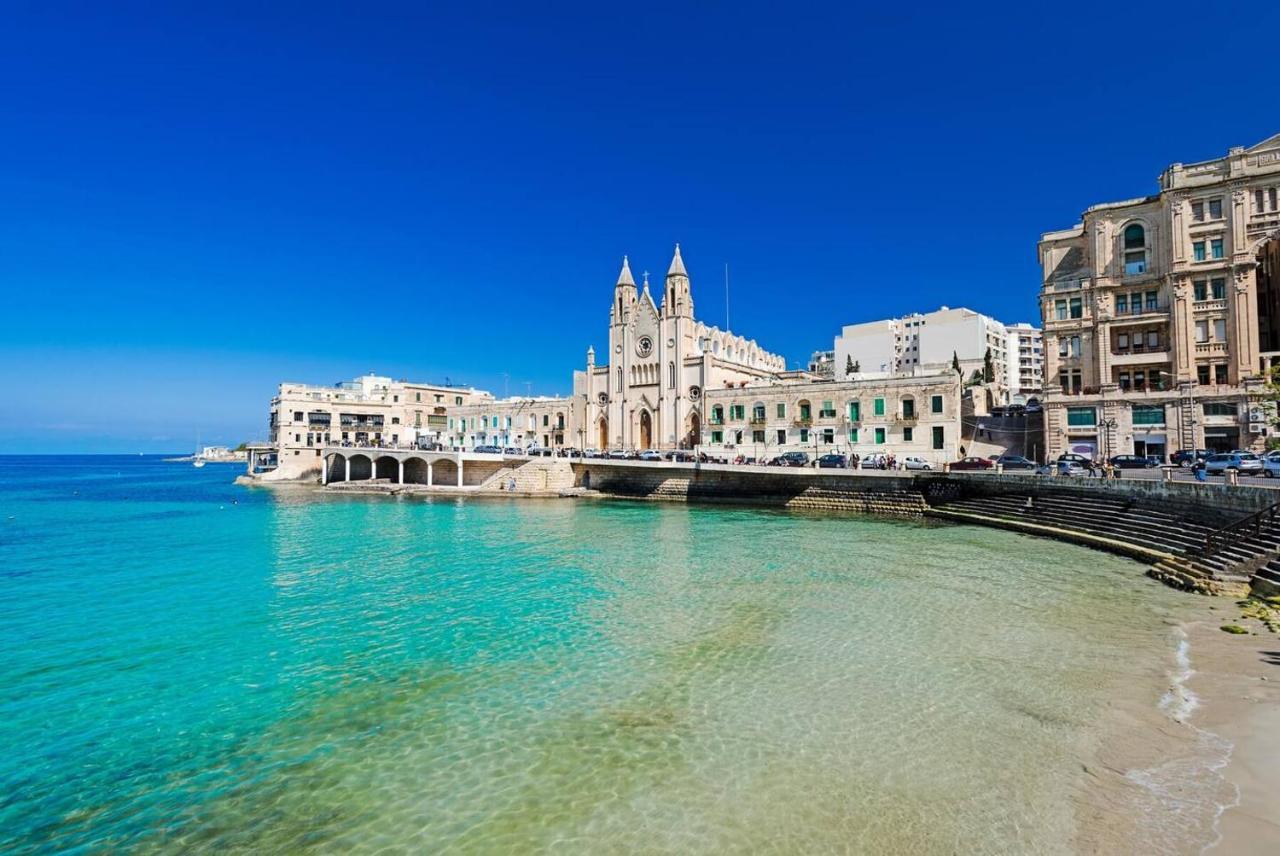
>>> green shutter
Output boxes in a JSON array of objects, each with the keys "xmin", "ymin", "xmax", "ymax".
[{"xmin": 874, "ymin": 398, "xmax": 885, "ymax": 416}]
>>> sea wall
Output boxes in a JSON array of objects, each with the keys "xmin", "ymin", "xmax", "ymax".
[{"xmin": 572, "ymin": 462, "xmax": 929, "ymax": 516}]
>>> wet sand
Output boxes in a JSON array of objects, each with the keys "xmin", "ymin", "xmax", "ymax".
[{"xmin": 1077, "ymin": 601, "xmax": 1280, "ymax": 854}]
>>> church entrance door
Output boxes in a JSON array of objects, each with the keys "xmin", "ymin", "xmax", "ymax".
[{"xmin": 639, "ymin": 411, "xmax": 652, "ymax": 450}]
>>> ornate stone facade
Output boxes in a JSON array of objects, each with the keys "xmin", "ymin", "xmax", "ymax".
[
  {"xmin": 572, "ymin": 246, "xmax": 785, "ymax": 450},
  {"xmin": 1039, "ymin": 133, "xmax": 1280, "ymax": 460}
]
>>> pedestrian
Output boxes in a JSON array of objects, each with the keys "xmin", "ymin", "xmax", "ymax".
[{"xmin": 1194, "ymin": 458, "xmax": 1208, "ymax": 483}]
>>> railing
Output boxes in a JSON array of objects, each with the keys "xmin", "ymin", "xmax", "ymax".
[{"xmin": 1203, "ymin": 502, "xmax": 1280, "ymax": 558}]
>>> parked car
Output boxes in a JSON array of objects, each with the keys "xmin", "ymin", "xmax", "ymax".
[
  {"xmin": 606, "ymin": 449, "xmax": 629, "ymax": 459},
  {"xmin": 1057, "ymin": 453, "xmax": 1093, "ymax": 466},
  {"xmin": 502, "ymin": 446, "xmax": 522, "ymax": 455},
  {"xmin": 771, "ymin": 451, "xmax": 811, "ymax": 468},
  {"xmin": 859, "ymin": 453, "xmax": 889, "ymax": 470},
  {"xmin": 1171, "ymin": 449, "xmax": 1210, "ymax": 468},
  {"xmin": 638, "ymin": 449, "xmax": 663, "ymax": 461},
  {"xmin": 817, "ymin": 453, "xmax": 849, "ymax": 469},
  {"xmin": 562, "ymin": 448, "xmax": 583, "ymax": 459},
  {"xmin": 994, "ymin": 455, "xmax": 1037, "ymax": 471},
  {"xmin": 1264, "ymin": 456, "xmax": 1280, "ymax": 478},
  {"xmin": 1025, "ymin": 400, "xmax": 1043, "ymax": 414},
  {"xmin": 1204, "ymin": 452, "xmax": 1263, "ymax": 475},
  {"xmin": 526, "ymin": 446, "xmax": 553, "ymax": 457},
  {"xmin": 950, "ymin": 456, "xmax": 995, "ymax": 471},
  {"xmin": 902, "ymin": 456, "xmax": 933, "ymax": 470},
  {"xmin": 670, "ymin": 450, "xmax": 695, "ymax": 463},
  {"xmin": 1038, "ymin": 460, "xmax": 1086, "ymax": 476},
  {"xmin": 473, "ymin": 445, "xmax": 502, "ymax": 454},
  {"xmin": 1110, "ymin": 454, "xmax": 1156, "ymax": 469}
]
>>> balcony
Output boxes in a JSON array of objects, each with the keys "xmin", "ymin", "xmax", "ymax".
[
  {"xmin": 895, "ymin": 413, "xmax": 918, "ymax": 424},
  {"xmin": 792, "ymin": 416, "xmax": 813, "ymax": 426},
  {"xmin": 1192, "ymin": 299, "xmax": 1227, "ymax": 313},
  {"xmin": 340, "ymin": 423, "xmax": 385, "ymax": 432},
  {"xmin": 1109, "ymin": 307, "xmax": 1169, "ymax": 325},
  {"xmin": 749, "ymin": 416, "xmax": 767, "ymax": 425},
  {"xmin": 1195, "ymin": 341, "xmax": 1228, "ymax": 356},
  {"xmin": 1109, "ymin": 349, "xmax": 1171, "ymax": 366}
]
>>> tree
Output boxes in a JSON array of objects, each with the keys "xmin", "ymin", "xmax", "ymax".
[
  {"xmin": 952, "ymin": 351, "xmax": 962, "ymax": 376},
  {"xmin": 852, "ymin": 360, "xmax": 860, "ymax": 373},
  {"xmin": 968, "ymin": 369, "xmax": 984, "ymax": 386},
  {"xmin": 845, "ymin": 354, "xmax": 854, "ymax": 377},
  {"xmin": 982, "ymin": 347, "xmax": 995, "ymax": 383}
]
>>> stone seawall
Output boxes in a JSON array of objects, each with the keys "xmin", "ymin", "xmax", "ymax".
[{"xmin": 573, "ymin": 462, "xmax": 929, "ymax": 517}]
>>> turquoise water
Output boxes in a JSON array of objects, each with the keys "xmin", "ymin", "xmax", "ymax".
[{"xmin": 0, "ymin": 456, "xmax": 1199, "ymax": 853}]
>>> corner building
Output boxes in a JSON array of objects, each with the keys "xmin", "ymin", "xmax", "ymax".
[{"xmin": 1039, "ymin": 133, "xmax": 1280, "ymax": 460}]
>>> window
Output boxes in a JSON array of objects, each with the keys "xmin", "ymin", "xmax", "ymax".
[
  {"xmin": 392, "ymin": 395, "xmax": 398, "ymax": 403},
  {"xmin": 711, "ymin": 430, "xmax": 723, "ymax": 444},
  {"xmin": 1066, "ymin": 407, "xmax": 1096, "ymax": 427},
  {"xmin": 1116, "ymin": 294, "xmax": 1128, "ymax": 313},
  {"xmin": 1194, "ymin": 280, "xmax": 1207, "ymax": 301},
  {"xmin": 1211, "ymin": 239, "xmax": 1224, "ymax": 259},
  {"xmin": 711, "ymin": 405, "xmax": 724, "ymax": 424},
  {"xmin": 1129, "ymin": 291, "xmax": 1142, "ymax": 314},
  {"xmin": 448, "ymin": 418, "xmax": 454, "ymax": 430},
  {"xmin": 1132, "ymin": 405, "xmax": 1165, "ymax": 426},
  {"xmin": 776, "ymin": 429, "xmax": 786, "ymax": 444},
  {"xmin": 752, "ymin": 430, "xmax": 766, "ymax": 443},
  {"xmin": 848, "ymin": 401, "xmax": 860, "ymax": 421},
  {"xmin": 776, "ymin": 403, "xmax": 786, "ymax": 418},
  {"xmin": 850, "ymin": 427, "xmax": 860, "ymax": 442},
  {"xmin": 903, "ymin": 427, "xmax": 913, "ymax": 442},
  {"xmin": 1213, "ymin": 318, "xmax": 1227, "ymax": 342},
  {"xmin": 1197, "ymin": 365, "xmax": 1210, "ymax": 385},
  {"xmin": 730, "ymin": 404, "xmax": 745, "ymax": 421},
  {"xmin": 932, "ymin": 426, "xmax": 944, "ymax": 450},
  {"xmin": 873, "ymin": 398, "xmax": 885, "ymax": 416},
  {"xmin": 902, "ymin": 398, "xmax": 915, "ymax": 418},
  {"xmin": 931, "ymin": 394, "xmax": 943, "ymax": 413},
  {"xmin": 1191, "ymin": 201, "xmax": 1204, "ymax": 222},
  {"xmin": 752, "ymin": 403, "xmax": 766, "ymax": 422},
  {"xmin": 874, "ymin": 427, "xmax": 886, "ymax": 444},
  {"xmin": 1214, "ymin": 364, "xmax": 1228, "ymax": 385},
  {"xmin": 1203, "ymin": 402, "xmax": 1236, "ymax": 417},
  {"xmin": 799, "ymin": 429, "xmax": 809, "ymax": 443},
  {"xmin": 822, "ymin": 428, "xmax": 834, "ymax": 444},
  {"xmin": 1123, "ymin": 224, "xmax": 1146, "ymax": 275},
  {"xmin": 1195, "ymin": 320, "xmax": 1209, "ymax": 343},
  {"xmin": 293, "ymin": 411, "xmax": 303, "ymax": 421},
  {"xmin": 1145, "ymin": 291, "xmax": 1158, "ymax": 311},
  {"xmin": 1211, "ymin": 278, "xmax": 1226, "ymax": 299},
  {"xmin": 1055, "ymin": 299, "xmax": 1067, "ymax": 320},
  {"xmin": 1118, "ymin": 372, "xmax": 1130, "ymax": 390},
  {"xmin": 1147, "ymin": 331, "xmax": 1159, "ymax": 349},
  {"xmin": 819, "ymin": 400, "xmax": 836, "ymax": 418},
  {"xmin": 1117, "ymin": 332, "xmax": 1129, "ymax": 350},
  {"xmin": 542, "ymin": 414, "xmax": 549, "ymax": 426},
  {"xmin": 798, "ymin": 401, "xmax": 811, "ymax": 420},
  {"xmin": 1209, "ymin": 198, "xmax": 1222, "ymax": 219},
  {"xmin": 391, "ymin": 416, "xmax": 400, "ymax": 425},
  {"xmin": 1258, "ymin": 189, "xmax": 1267, "ymax": 213},
  {"xmin": 1193, "ymin": 241, "xmax": 1206, "ymax": 261},
  {"xmin": 1069, "ymin": 297, "xmax": 1083, "ymax": 319},
  {"xmin": 1271, "ymin": 187, "xmax": 1279, "ymax": 210}
]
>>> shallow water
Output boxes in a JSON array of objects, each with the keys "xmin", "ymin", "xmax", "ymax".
[{"xmin": 0, "ymin": 456, "xmax": 1208, "ymax": 853}]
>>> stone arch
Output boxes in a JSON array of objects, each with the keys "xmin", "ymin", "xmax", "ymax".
[
  {"xmin": 374, "ymin": 455, "xmax": 398, "ymax": 480},
  {"xmin": 598, "ymin": 416, "xmax": 609, "ymax": 450},
  {"xmin": 348, "ymin": 454, "xmax": 372, "ymax": 481},
  {"xmin": 639, "ymin": 410, "xmax": 653, "ymax": 450},
  {"xmin": 685, "ymin": 410, "xmax": 701, "ymax": 448},
  {"xmin": 325, "ymin": 452, "xmax": 347, "ymax": 484},
  {"xmin": 433, "ymin": 458, "xmax": 458, "ymax": 485},
  {"xmin": 403, "ymin": 457, "xmax": 430, "ymax": 485}
]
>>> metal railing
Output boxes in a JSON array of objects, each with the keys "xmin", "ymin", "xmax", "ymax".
[{"xmin": 1203, "ymin": 501, "xmax": 1280, "ymax": 558}]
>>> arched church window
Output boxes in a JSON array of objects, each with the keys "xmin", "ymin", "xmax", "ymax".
[{"xmin": 668, "ymin": 362, "xmax": 675, "ymax": 388}]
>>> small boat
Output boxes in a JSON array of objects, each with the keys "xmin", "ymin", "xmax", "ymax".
[
  {"xmin": 192, "ymin": 431, "xmax": 206, "ymax": 467},
  {"xmin": 193, "ymin": 459, "xmax": 206, "ymax": 468}
]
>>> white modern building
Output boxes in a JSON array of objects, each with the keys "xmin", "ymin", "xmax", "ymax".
[{"xmin": 1004, "ymin": 322, "xmax": 1044, "ymax": 398}]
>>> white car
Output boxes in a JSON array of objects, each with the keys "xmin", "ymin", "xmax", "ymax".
[
  {"xmin": 638, "ymin": 450, "xmax": 663, "ymax": 461},
  {"xmin": 1263, "ymin": 456, "xmax": 1280, "ymax": 478},
  {"xmin": 902, "ymin": 456, "xmax": 933, "ymax": 471},
  {"xmin": 1204, "ymin": 452, "xmax": 1263, "ymax": 474}
]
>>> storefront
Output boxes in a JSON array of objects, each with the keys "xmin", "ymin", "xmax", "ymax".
[{"xmin": 1133, "ymin": 432, "xmax": 1167, "ymax": 461}]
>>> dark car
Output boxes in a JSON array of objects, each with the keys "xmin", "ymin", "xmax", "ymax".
[
  {"xmin": 1110, "ymin": 454, "xmax": 1155, "ymax": 469},
  {"xmin": 1171, "ymin": 449, "xmax": 1209, "ymax": 468},
  {"xmin": 817, "ymin": 453, "xmax": 849, "ymax": 469},
  {"xmin": 950, "ymin": 456, "xmax": 995, "ymax": 471},
  {"xmin": 772, "ymin": 451, "xmax": 811, "ymax": 468},
  {"xmin": 994, "ymin": 455, "xmax": 1037, "ymax": 470},
  {"xmin": 473, "ymin": 445, "xmax": 502, "ymax": 454}
]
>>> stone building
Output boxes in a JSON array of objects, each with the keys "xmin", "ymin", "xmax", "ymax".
[
  {"xmin": 701, "ymin": 373, "xmax": 963, "ymax": 464},
  {"xmin": 447, "ymin": 396, "xmax": 575, "ymax": 450},
  {"xmin": 572, "ymin": 246, "xmax": 786, "ymax": 451},
  {"xmin": 259, "ymin": 374, "xmax": 491, "ymax": 480},
  {"xmin": 1039, "ymin": 132, "xmax": 1280, "ymax": 461}
]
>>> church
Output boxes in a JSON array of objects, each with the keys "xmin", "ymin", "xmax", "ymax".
[{"xmin": 573, "ymin": 245, "xmax": 786, "ymax": 450}]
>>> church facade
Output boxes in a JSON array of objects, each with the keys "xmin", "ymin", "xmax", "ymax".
[{"xmin": 572, "ymin": 246, "xmax": 786, "ymax": 451}]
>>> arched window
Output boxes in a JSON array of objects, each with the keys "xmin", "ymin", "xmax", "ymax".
[
  {"xmin": 1123, "ymin": 223, "xmax": 1147, "ymax": 276},
  {"xmin": 668, "ymin": 362, "xmax": 676, "ymax": 388},
  {"xmin": 711, "ymin": 404, "xmax": 724, "ymax": 424},
  {"xmin": 616, "ymin": 367, "xmax": 622, "ymax": 389},
  {"xmin": 752, "ymin": 402, "xmax": 766, "ymax": 422}
]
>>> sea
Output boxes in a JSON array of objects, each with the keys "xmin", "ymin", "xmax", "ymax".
[{"xmin": 0, "ymin": 455, "xmax": 1230, "ymax": 853}]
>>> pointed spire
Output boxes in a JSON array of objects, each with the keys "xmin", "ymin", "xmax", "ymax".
[
  {"xmin": 667, "ymin": 243, "xmax": 687, "ymax": 278},
  {"xmin": 616, "ymin": 255, "xmax": 636, "ymax": 287}
]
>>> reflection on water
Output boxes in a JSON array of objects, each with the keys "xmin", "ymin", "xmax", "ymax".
[{"xmin": 0, "ymin": 456, "xmax": 1204, "ymax": 853}]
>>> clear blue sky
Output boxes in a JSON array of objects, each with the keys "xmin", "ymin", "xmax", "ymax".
[{"xmin": 3, "ymin": 2, "xmax": 1277, "ymax": 453}]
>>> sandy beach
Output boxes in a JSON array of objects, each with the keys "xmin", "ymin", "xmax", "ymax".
[{"xmin": 1078, "ymin": 599, "xmax": 1280, "ymax": 854}]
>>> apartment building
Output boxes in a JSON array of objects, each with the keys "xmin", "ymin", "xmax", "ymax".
[
  {"xmin": 701, "ymin": 373, "xmax": 963, "ymax": 464},
  {"xmin": 1039, "ymin": 132, "xmax": 1280, "ymax": 460},
  {"xmin": 262, "ymin": 374, "xmax": 492, "ymax": 479},
  {"xmin": 447, "ymin": 397, "xmax": 576, "ymax": 450},
  {"xmin": 1005, "ymin": 323, "xmax": 1043, "ymax": 398},
  {"xmin": 833, "ymin": 307, "xmax": 1015, "ymax": 395}
]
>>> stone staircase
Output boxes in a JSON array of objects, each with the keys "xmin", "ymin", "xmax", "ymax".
[
  {"xmin": 927, "ymin": 491, "xmax": 1280, "ymax": 595},
  {"xmin": 478, "ymin": 458, "xmax": 575, "ymax": 493}
]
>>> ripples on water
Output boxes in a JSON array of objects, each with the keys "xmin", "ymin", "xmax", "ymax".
[{"xmin": 0, "ymin": 456, "xmax": 1206, "ymax": 853}]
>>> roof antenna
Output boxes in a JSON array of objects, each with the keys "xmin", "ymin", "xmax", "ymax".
[{"xmin": 724, "ymin": 262, "xmax": 730, "ymax": 331}]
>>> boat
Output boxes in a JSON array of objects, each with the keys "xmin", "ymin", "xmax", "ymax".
[{"xmin": 193, "ymin": 432, "xmax": 206, "ymax": 467}]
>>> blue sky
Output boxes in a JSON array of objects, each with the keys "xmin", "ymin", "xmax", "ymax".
[{"xmin": 2, "ymin": 1, "xmax": 1277, "ymax": 452}]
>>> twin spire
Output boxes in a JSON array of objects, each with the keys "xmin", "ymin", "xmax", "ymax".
[{"xmin": 615, "ymin": 244, "xmax": 686, "ymax": 289}]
